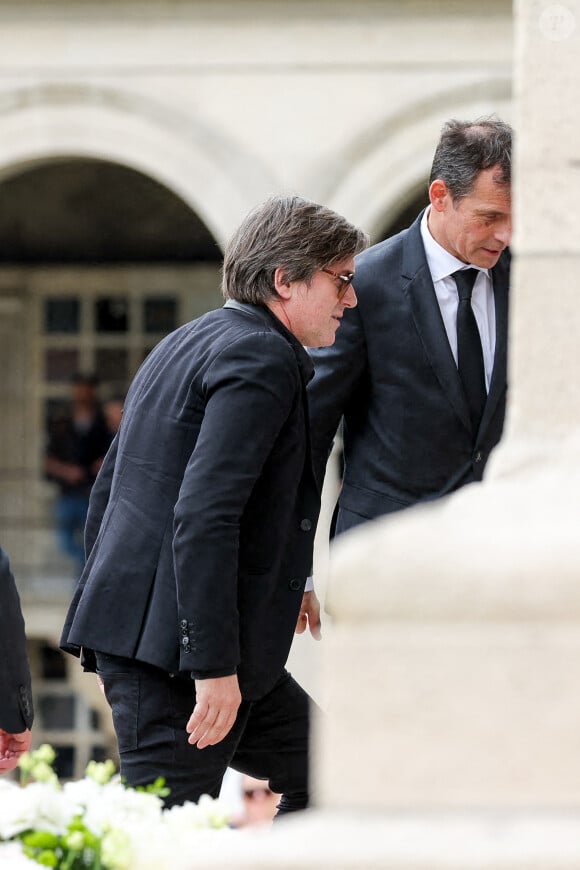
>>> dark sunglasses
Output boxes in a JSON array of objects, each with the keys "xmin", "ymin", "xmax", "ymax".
[{"xmin": 321, "ymin": 267, "xmax": 355, "ymax": 301}]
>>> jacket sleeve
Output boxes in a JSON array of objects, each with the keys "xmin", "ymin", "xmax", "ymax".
[
  {"xmin": 0, "ymin": 547, "xmax": 34, "ymax": 732},
  {"xmin": 307, "ymin": 300, "xmax": 368, "ymax": 491},
  {"xmin": 59, "ymin": 438, "xmax": 117, "ymax": 670},
  {"xmin": 173, "ymin": 331, "xmax": 300, "ymax": 677}
]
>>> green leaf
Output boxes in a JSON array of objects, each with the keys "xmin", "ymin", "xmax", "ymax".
[
  {"xmin": 21, "ymin": 831, "xmax": 60, "ymax": 849},
  {"xmin": 35, "ymin": 850, "xmax": 59, "ymax": 868},
  {"xmin": 135, "ymin": 776, "xmax": 171, "ymax": 797}
]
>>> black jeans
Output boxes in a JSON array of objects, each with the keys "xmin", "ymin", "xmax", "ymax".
[{"xmin": 95, "ymin": 652, "xmax": 311, "ymax": 814}]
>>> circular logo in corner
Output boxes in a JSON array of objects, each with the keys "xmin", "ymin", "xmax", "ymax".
[{"xmin": 538, "ymin": 4, "xmax": 576, "ymax": 40}]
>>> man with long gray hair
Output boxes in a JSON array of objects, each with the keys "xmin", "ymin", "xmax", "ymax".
[
  {"xmin": 309, "ymin": 117, "xmax": 512, "ymax": 533},
  {"xmin": 61, "ymin": 195, "xmax": 368, "ymax": 813}
]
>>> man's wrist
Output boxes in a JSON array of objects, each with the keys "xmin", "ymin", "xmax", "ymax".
[{"xmin": 190, "ymin": 666, "xmax": 237, "ymax": 680}]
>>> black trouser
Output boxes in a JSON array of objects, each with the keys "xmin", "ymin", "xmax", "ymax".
[{"xmin": 95, "ymin": 652, "xmax": 311, "ymax": 814}]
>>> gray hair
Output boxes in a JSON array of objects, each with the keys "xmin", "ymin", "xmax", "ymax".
[
  {"xmin": 222, "ymin": 195, "xmax": 369, "ymax": 304},
  {"xmin": 429, "ymin": 117, "xmax": 512, "ymax": 201}
]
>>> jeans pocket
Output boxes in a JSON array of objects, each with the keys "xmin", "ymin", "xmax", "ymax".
[{"xmin": 99, "ymin": 670, "xmax": 140, "ymax": 754}]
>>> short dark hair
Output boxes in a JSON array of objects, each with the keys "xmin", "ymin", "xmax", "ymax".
[
  {"xmin": 222, "ymin": 195, "xmax": 369, "ymax": 305},
  {"xmin": 70, "ymin": 372, "xmax": 99, "ymax": 388},
  {"xmin": 429, "ymin": 117, "xmax": 512, "ymax": 200}
]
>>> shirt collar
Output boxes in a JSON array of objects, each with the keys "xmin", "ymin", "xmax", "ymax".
[{"xmin": 420, "ymin": 206, "xmax": 489, "ymax": 283}]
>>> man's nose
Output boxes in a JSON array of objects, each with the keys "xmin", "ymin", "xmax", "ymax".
[
  {"xmin": 342, "ymin": 284, "xmax": 357, "ymax": 308},
  {"xmin": 495, "ymin": 219, "xmax": 512, "ymax": 247}
]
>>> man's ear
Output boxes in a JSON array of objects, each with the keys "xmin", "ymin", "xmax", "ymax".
[
  {"xmin": 429, "ymin": 178, "xmax": 451, "ymax": 213},
  {"xmin": 274, "ymin": 266, "xmax": 292, "ymax": 299}
]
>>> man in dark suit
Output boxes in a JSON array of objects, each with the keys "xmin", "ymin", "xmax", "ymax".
[
  {"xmin": 0, "ymin": 546, "xmax": 33, "ymax": 773},
  {"xmin": 308, "ymin": 118, "xmax": 512, "ymax": 534},
  {"xmin": 61, "ymin": 195, "xmax": 368, "ymax": 812}
]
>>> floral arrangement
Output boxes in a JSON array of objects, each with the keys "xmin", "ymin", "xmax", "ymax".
[{"xmin": 0, "ymin": 745, "xmax": 233, "ymax": 870}]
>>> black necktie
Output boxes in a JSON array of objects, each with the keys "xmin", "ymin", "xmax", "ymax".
[{"xmin": 454, "ymin": 268, "xmax": 486, "ymax": 434}]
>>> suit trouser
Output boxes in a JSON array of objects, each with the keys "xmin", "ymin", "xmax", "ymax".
[{"xmin": 95, "ymin": 652, "xmax": 311, "ymax": 813}]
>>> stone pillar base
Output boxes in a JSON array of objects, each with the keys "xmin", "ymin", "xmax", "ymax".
[{"xmin": 189, "ymin": 810, "xmax": 580, "ymax": 869}]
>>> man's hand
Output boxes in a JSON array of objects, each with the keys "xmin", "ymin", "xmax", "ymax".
[
  {"xmin": 186, "ymin": 674, "xmax": 241, "ymax": 750},
  {"xmin": 295, "ymin": 590, "xmax": 322, "ymax": 640},
  {"xmin": 0, "ymin": 729, "xmax": 32, "ymax": 774}
]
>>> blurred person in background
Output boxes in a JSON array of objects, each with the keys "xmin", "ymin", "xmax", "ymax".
[
  {"xmin": 45, "ymin": 373, "xmax": 112, "ymax": 573},
  {"xmin": 238, "ymin": 775, "xmax": 281, "ymax": 827},
  {"xmin": 103, "ymin": 395, "xmax": 125, "ymax": 439}
]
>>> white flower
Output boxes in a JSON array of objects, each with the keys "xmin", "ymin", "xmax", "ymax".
[
  {"xmin": 0, "ymin": 841, "xmax": 38, "ymax": 868},
  {"xmin": 83, "ymin": 781, "xmax": 163, "ymax": 836},
  {"xmin": 101, "ymin": 827, "xmax": 133, "ymax": 870},
  {"xmin": 62, "ymin": 776, "xmax": 107, "ymax": 835},
  {"xmin": 2, "ymin": 745, "xmax": 234, "ymax": 870},
  {"xmin": 63, "ymin": 773, "xmax": 103, "ymax": 807},
  {"xmin": 164, "ymin": 795, "xmax": 231, "ymax": 832},
  {"xmin": 0, "ymin": 780, "xmax": 74, "ymax": 839},
  {"xmin": 86, "ymin": 759, "xmax": 116, "ymax": 785}
]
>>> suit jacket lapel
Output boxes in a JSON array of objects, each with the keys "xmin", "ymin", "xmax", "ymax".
[
  {"xmin": 478, "ymin": 249, "xmax": 510, "ymax": 438},
  {"xmin": 223, "ymin": 298, "xmax": 320, "ymax": 494},
  {"xmin": 401, "ymin": 214, "xmax": 472, "ymax": 433}
]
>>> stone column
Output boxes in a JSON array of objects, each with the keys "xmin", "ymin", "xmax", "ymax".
[
  {"xmin": 191, "ymin": 2, "xmax": 580, "ymax": 867},
  {"xmin": 310, "ymin": 0, "xmax": 580, "ymax": 863},
  {"xmin": 493, "ymin": 0, "xmax": 580, "ymax": 469},
  {"xmin": 0, "ymin": 292, "xmax": 29, "ymax": 563}
]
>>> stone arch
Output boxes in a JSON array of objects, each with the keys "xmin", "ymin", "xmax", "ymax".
[
  {"xmin": 310, "ymin": 77, "xmax": 512, "ymax": 240},
  {"xmin": 0, "ymin": 156, "xmax": 224, "ymax": 262},
  {"xmin": 0, "ymin": 83, "xmax": 279, "ymax": 249}
]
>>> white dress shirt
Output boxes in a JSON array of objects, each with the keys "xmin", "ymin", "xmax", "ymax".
[{"xmin": 420, "ymin": 208, "xmax": 496, "ymax": 390}]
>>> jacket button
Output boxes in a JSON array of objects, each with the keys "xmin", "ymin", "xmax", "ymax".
[
  {"xmin": 300, "ymin": 518, "xmax": 312, "ymax": 531},
  {"xmin": 474, "ymin": 451, "xmax": 482, "ymax": 463},
  {"xmin": 182, "ymin": 636, "xmax": 190, "ymax": 647},
  {"xmin": 289, "ymin": 578, "xmax": 301, "ymax": 591},
  {"xmin": 180, "ymin": 620, "xmax": 188, "ymax": 628}
]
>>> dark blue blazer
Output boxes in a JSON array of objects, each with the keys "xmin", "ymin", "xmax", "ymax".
[
  {"xmin": 308, "ymin": 211, "xmax": 510, "ymax": 532},
  {"xmin": 0, "ymin": 546, "xmax": 34, "ymax": 732},
  {"xmin": 61, "ymin": 302, "xmax": 319, "ymax": 700}
]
